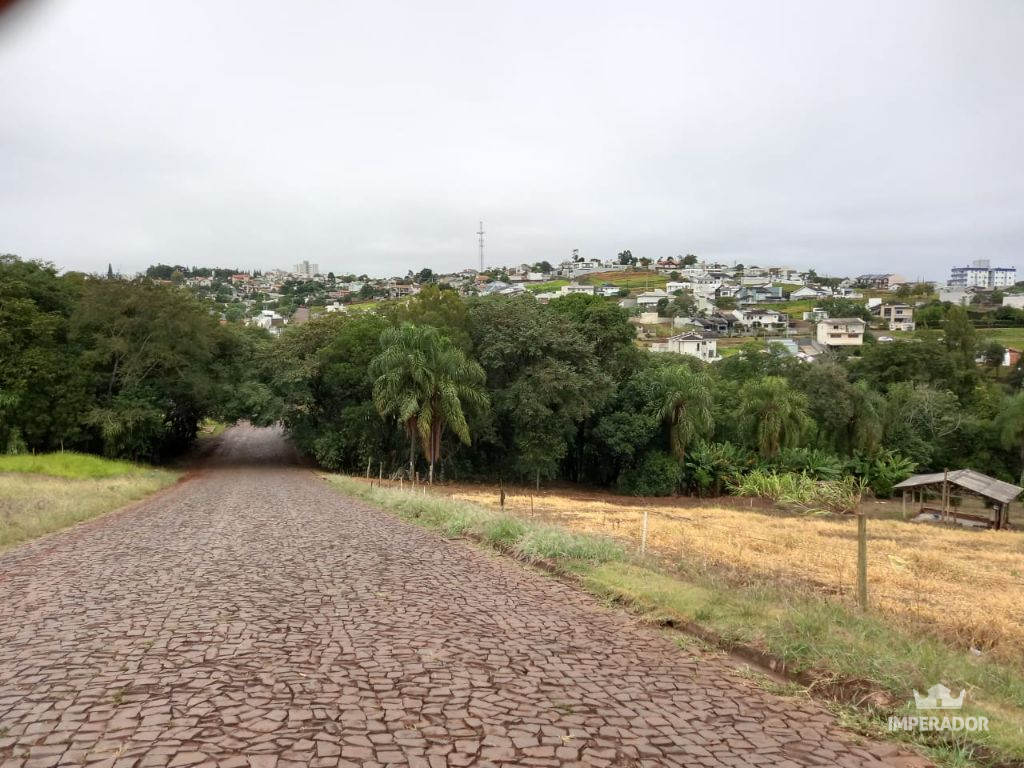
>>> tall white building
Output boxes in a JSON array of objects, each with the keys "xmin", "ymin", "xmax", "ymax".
[
  {"xmin": 293, "ymin": 260, "xmax": 320, "ymax": 277},
  {"xmin": 949, "ymin": 259, "xmax": 1016, "ymax": 289}
]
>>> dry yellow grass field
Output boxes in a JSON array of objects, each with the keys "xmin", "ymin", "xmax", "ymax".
[
  {"xmin": 423, "ymin": 483, "xmax": 1024, "ymax": 660},
  {"xmin": 0, "ymin": 472, "xmax": 179, "ymax": 550}
]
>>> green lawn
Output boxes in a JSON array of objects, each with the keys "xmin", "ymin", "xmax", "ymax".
[
  {"xmin": 975, "ymin": 327, "xmax": 1024, "ymax": 349},
  {"xmin": 525, "ymin": 279, "xmax": 568, "ymax": 293},
  {"xmin": 580, "ymin": 271, "xmax": 666, "ymax": 289},
  {"xmin": 0, "ymin": 452, "xmax": 150, "ymax": 479},
  {"xmin": 0, "ymin": 453, "xmax": 179, "ymax": 548}
]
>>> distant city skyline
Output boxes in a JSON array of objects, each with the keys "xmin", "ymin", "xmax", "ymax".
[{"xmin": 2, "ymin": 1, "xmax": 1021, "ymax": 281}]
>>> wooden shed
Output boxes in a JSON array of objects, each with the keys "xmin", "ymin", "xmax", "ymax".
[{"xmin": 892, "ymin": 470, "xmax": 1022, "ymax": 530}]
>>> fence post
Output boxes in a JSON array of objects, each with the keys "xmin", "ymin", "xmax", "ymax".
[
  {"xmin": 857, "ymin": 511, "xmax": 868, "ymax": 611},
  {"xmin": 640, "ymin": 508, "xmax": 649, "ymax": 555}
]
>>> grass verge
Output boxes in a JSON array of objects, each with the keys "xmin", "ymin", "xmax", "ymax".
[
  {"xmin": 0, "ymin": 454, "xmax": 179, "ymax": 549},
  {"xmin": 327, "ymin": 475, "xmax": 1024, "ymax": 767},
  {"xmin": 0, "ymin": 451, "xmax": 153, "ymax": 479}
]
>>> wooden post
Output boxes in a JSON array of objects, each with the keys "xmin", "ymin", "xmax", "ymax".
[
  {"xmin": 640, "ymin": 508, "xmax": 649, "ymax": 555},
  {"xmin": 857, "ymin": 511, "xmax": 868, "ymax": 611},
  {"xmin": 378, "ymin": 462, "xmax": 383, "ymax": 487},
  {"xmin": 366, "ymin": 457, "xmax": 371, "ymax": 479},
  {"xmin": 943, "ymin": 469, "xmax": 950, "ymax": 523},
  {"xmin": 499, "ymin": 477, "xmax": 506, "ymax": 509},
  {"xmin": 901, "ymin": 491, "xmax": 907, "ymax": 520}
]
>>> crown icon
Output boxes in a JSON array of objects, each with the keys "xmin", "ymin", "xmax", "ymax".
[{"xmin": 913, "ymin": 684, "xmax": 964, "ymax": 710}]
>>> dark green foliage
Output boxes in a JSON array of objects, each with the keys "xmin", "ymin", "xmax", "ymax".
[
  {"xmin": 0, "ymin": 255, "xmax": 269, "ymax": 462},
  {"xmin": 617, "ymin": 451, "xmax": 680, "ymax": 496},
  {"xmin": 9, "ymin": 252, "xmax": 1024, "ymax": 495}
]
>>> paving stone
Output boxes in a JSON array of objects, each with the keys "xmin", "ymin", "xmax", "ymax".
[{"xmin": 0, "ymin": 425, "xmax": 928, "ymax": 768}]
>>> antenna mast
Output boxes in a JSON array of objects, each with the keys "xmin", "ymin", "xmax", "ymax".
[{"xmin": 477, "ymin": 220, "xmax": 485, "ymax": 272}]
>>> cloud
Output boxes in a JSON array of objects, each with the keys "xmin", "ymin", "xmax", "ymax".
[{"xmin": 1, "ymin": 0, "xmax": 1022, "ymax": 279}]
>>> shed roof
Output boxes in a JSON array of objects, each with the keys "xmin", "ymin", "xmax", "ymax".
[{"xmin": 893, "ymin": 470, "xmax": 1022, "ymax": 504}]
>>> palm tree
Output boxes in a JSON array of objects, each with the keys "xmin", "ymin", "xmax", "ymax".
[
  {"xmin": 370, "ymin": 324, "xmax": 432, "ymax": 480},
  {"xmin": 653, "ymin": 365, "xmax": 714, "ymax": 465},
  {"xmin": 737, "ymin": 376, "xmax": 812, "ymax": 458},
  {"xmin": 996, "ymin": 392, "xmax": 1024, "ymax": 486},
  {"xmin": 370, "ymin": 324, "xmax": 488, "ymax": 483},
  {"xmin": 416, "ymin": 335, "xmax": 488, "ymax": 483}
]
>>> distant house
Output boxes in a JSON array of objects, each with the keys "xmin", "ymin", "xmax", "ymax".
[
  {"xmin": 855, "ymin": 273, "xmax": 905, "ymax": 290},
  {"xmin": 732, "ymin": 308, "xmax": 788, "ymax": 331},
  {"xmin": 251, "ymin": 310, "xmax": 285, "ymax": 336},
  {"xmin": 875, "ymin": 303, "xmax": 915, "ymax": 331},
  {"xmin": 736, "ymin": 285, "xmax": 784, "ymax": 306},
  {"xmin": 802, "ymin": 308, "xmax": 829, "ymax": 322},
  {"xmin": 789, "ymin": 285, "xmax": 829, "ymax": 300},
  {"xmin": 816, "ymin": 317, "xmax": 865, "ymax": 346},
  {"xmin": 939, "ymin": 287, "xmax": 974, "ymax": 305},
  {"xmin": 949, "ymin": 259, "xmax": 1016, "ymax": 289},
  {"xmin": 652, "ymin": 331, "xmax": 720, "ymax": 362},
  {"xmin": 636, "ymin": 289, "xmax": 671, "ymax": 308},
  {"xmin": 559, "ymin": 283, "xmax": 596, "ymax": 296},
  {"xmin": 1002, "ymin": 295, "xmax": 1024, "ymax": 309},
  {"xmin": 673, "ymin": 315, "xmax": 730, "ymax": 335}
]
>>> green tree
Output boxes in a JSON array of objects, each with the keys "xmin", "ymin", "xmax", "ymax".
[
  {"xmin": 737, "ymin": 376, "xmax": 812, "ymax": 458},
  {"xmin": 370, "ymin": 324, "xmax": 488, "ymax": 483},
  {"xmin": 995, "ymin": 392, "xmax": 1024, "ymax": 485},
  {"xmin": 652, "ymin": 365, "xmax": 714, "ymax": 466},
  {"xmin": 943, "ymin": 304, "xmax": 977, "ymax": 366}
]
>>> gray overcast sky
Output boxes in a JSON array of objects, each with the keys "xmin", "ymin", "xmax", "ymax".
[{"xmin": 1, "ymin": 1, "xmax": 1022, "ymax": 279}]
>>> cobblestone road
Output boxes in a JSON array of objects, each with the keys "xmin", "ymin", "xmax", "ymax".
[{"xmin": 0, "ymin": 425, "xmax": 928, "ymax": 768}]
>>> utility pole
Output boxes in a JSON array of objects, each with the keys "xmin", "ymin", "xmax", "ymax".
[{"xmin": 477, "ymin": 221, "xmax": 485, "ymax": 272}]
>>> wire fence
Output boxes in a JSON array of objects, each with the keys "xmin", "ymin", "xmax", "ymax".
[{"xmin": 361, "ymin": 476, "xmax": 1024, "ymax": 661}]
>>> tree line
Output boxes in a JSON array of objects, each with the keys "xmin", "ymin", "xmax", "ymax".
[
  {"xmin": 271, "ymin": 285, "xmax": 1024, "ymax": 495},
  {"xmin": 0, "ymin": 256, "xmax": 269, "ymax": 461},
  {"xmin": 5, "ymin": 254, "xmax": 1024, "ymax": 497}
]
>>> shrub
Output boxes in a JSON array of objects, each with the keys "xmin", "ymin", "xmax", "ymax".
[
  {"xmin": 846, "ymin": 451, "xmax": 917, "ymax": 498},
  {"xmin": 772, "ymin": 447, "xmax": 844, "ymax": 480},
  {"xmin": 728, "ymin": 469, "xmax": 864, "ymax": 515},
  {"xmin": 513, "ymin": 528, "xmax": 625, "ymax": 563},
  {"xmin": 617, "ymin": 451, "xmax": 680, "ymax": 496},
  {"xmin": 480, "ymin": 517, "xmax": 528, "ymax": 549}
]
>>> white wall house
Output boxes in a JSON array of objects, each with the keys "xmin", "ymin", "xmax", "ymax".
[
  {"xmin": 949, "ymin": 259, "xmax": 1017, "ymax": 289},
  {"xmin": 732, "ymin": 309, "xmax": 788, "ymax": 330},
  {"xmin": 652, "ymin": 332, "xmax": 720, "ymax": 362},
  {"xmin": 878, "ymin": 304, "xmax": 915, "ymax": 331},
  {"xmin": 816, "ymin": 318, "xmax": 865, "ymax": 346},
  {"xmin": 637, "ymin": 289, "xmax": 670, "ymax": 307},
  {"xmin": 1002, "ymin": 295, "xmax": 1024, "ymax": 309},
  {"xmin": 559, "ymin": 283, "xmax": 596, "ymax": 296},
  {"xmin": 939, "ymin": 287, "xmax": 974, "ymax": 305}
]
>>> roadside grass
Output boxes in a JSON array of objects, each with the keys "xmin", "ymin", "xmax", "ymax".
[
  {"xmin": 0, "ymin": 455, "xmax": 178, "ymax": 549},
  {"xmin": 329, "ymin": 477, "xmax": 624, "ymax": 565},
  {"xmin": 442, "ymin": 485, "xmax": 1024, "ymax": 660},
  {"xmin": 328, "ymin": 475, "xmax": 1024, "ymax": 767},
  {"xmin": 0, "ymin": 451, "xmax": 148, "ymax": 479}
]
